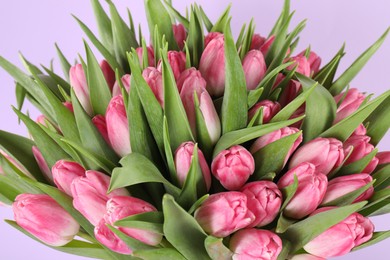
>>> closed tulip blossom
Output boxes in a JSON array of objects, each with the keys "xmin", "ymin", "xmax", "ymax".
[
  {"xmin": 69, "ymin": 64, "xmax": 92, "ymax": 115},
  {"xmin": 136, "ymin": 46, "xmax": 155, "ymax": 68},
  {"xmin": 304, "ymin": 208, "xmax": 374, "ymax": 258},
  {"xmin": 259, "ymin": 35, "xmax": 275, "ymax": 56},
  {"xmin": 242, "ymin": 49, "xmax": 267, "ymax": 90},
  {"xmin": 194, "ymin": 191, "xmax": 255, "ymax": 237},
  {"xmin": 352, "ymin": 123, "xmax": 367, "ymax": 136},
  {"xmin": 204, "ymin": 32, "xmax": 223, "ymax": 47},
  {"xmin": 230, "ymin": 229, "xmax": 282, "ymax": 260},
  {"xmin": 248, "ymin": 100, "xmax": 281, "ymax": 125},
  {"xmin": 172, "ymin": 24, "xmax": 187, "ymax": 50},
  {"xmin": 100, "ymin": 60, "xmax": 116, "ymax": 91},
  {"xmin": 63, "ymin": 101, "xmax": 74, "ymax": 113},
  {"xmin": 286, "ymin": 56, "xmax": 311, "ymax": 77},
  {"xmin": 277, "ymin": 162, "xmax": 328, "ymax": 219},
  {"xmin": 250, "ymin": 33, "xmax": 266, "ymax": 50},
  {"xmin": 92, "ymin": 115, "xmax": 110, "ymax": 144},
  {"xmin": 297, "ymin": 51, "xmax": 322, "ymax": 75},
  {"xmin": 71, "ymin": 170, "xmax": 129, "ymax": 225},
  {"xmin": 142, "ymin": 67, "xmax": 164, "ymax": 107},
  {"xmin": 334, "ymin": 88, "xmax": 365, "ymax": 124},
  {"xmin": 174, "ymin": 142, "xmax": 211, "ymax": 192},
  {"xmin": 177, "ymin": 67, "xmax": 205, "ymax": 93},
  {"xmin": 13, "ymin": 194, "xmax": 80, "ymax": 246},
  {"xmin": 278, "ymin": 79, "xmax": 301, "ymax": 107},
  {"xmin": 32, "ymin": 146, "xmax": 52, "ymax": 182},
  {"xmin": 321, "ymin": 174, "xmax": 374, "ymax": 205},
  {"xmin": 241, "ymin": 181, "xmax": 282, "ymax": 227},
  {"xmin": 158, "ymin": 51, "xmax": 186, "ymax": 81},
  {"xmin": 211, "ymin": 145, "xmax": 255, "ymax": 190},
  {"xmin": 94, "ymin": 219, "xmax": 131, "ymax": 255},
  {"xmin": 199, "ymin": 34, "xmax": 225, "ymax": 97},
  {"xmin": 377, "ymin": 151, "xmax": 390, "ymax": 166},
  {"xmin": 52, "ymin": 160, "xmax": 85, "ymax": 197},
  {"xmin": 289, "ymin": 137, "xmax": 345, "ymax": 175},
  {"xmin": 112, "ymin": 74, "xmax": 131, "ymax": 97},
  {"xmin": 106, "ymin": 95, "xmax": 131, "ymax": 157}
]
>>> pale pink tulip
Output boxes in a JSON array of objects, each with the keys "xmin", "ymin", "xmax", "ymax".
[
  {"xmin": 100, "ymin": 60, "xmax": 116, "ymax": 91},
  {"xmin": 242, "ymin": 50, "xmax": 267, "ymax": 90},
  {"xmin": 158, "ymin": 51, "xmax": 186, "ymax": 81},
  {"xmin": 334, "ymin": 88, "xmax": 365, "ymax": 124},
  {"xmin": 142, "ymin": 67, "xmax": 164, "ymax": 107},
  {"xmin": 286, "ymin": 56, "xmax": 311, "ymax": 77},
  {"xmin": 92, "ymin": 115, "xmax": 110, "ymax": 144},
  {"xmin": 177, "ymin": 67, "xmax": 204, "ymax": 93},
  {"xmin": 135, "ymin": 46, "xmax": 155, "ymax": 68},
  {"xmin": 69, "ymin": 64, "xmax": 92, "ymax": 115},
  {"xmin": 248, "ymin": 100, "xmax": 281, "ymax": 124},
  {"xmin": 112, "ymin": 74, "xmax": 131, "ymax": 97},
  {"xmin": 52, "ymin": 160, "xmax": 85, "ymax": 196},
  {"xmin": 32, "ymin": 146, "xmax": 52, "ymax": 182},
  {"xmin": 172, "ymin": 24, "xmax": 187, "ymax": 50},
  {"xmin": 94, "ymin": 219, "xmax": 131, "ymax": 255}
]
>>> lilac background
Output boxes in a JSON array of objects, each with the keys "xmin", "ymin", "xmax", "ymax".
[{"xmin": 0, "ymin": 0, "xmax": 389, "ymax": 259}]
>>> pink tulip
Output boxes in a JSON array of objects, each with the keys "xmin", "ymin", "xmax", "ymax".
[
  {"xmin": 230, "ymin": 229, "xmax": 282, "ymax": 260},
  {"xmin": 248, "ymin": 100, "xmax": 281, "ymax": 124},
  {"xmin": 343, "ymin": 135, "xmax": 379, "ymax": 174},
  {"xmin": 211, "ymin": 145, "xmax": 255, "ymax": 191},
  {"xmin": 100, "ymin": 60, "xmax": 115, "ymax": 91},
  {"xmin": 194, "ymin": 191, "xmax": 255, "ymax": 237},
  {"xmin": 204, "ymin": 32, "xmax": 222, "ymax": 48},
  {"xmin": 136, "ymin": 46, "xmax": 155, "ymax": 68},
  {"xmin": 321, "ymin": 173, "xmax": 374, "ymax": 205},
  {"xmin": 63, "ymin": 101, "xmax": 74, "ymax": 113},
  {"xmin": 241, "ymin": 181, "xmax": 282, "ymax": 227},
  {"xmin": 172, "ymin": 24, "xmax": 187, "ymax": 50},
  {"xmin": 297, "ymin": 51, "xmax": 322, "ymax": 75},
  {"xmin": 174, "ymin": 142, "xmax": 211, "ymax": 191},
  {"xmin": 112, "ymin": 74, "xmax": 131, "ymax": 97},
  {"xmin": 92, "ymin": 115, "xmax": 110, "ymax": 144},
  {"xmin": 32, "ymin": 146, "xmax": 52, "ymax": 182},
  {"xmin": 106, "ymin": 95, "xmax": 131, "ymax": 157},
  {"xmin": 286, "ymin": 56, "xmax": 311, "ymax": 77},
  {"xmin": 36, "ymin": 115, "xmax": 49, "ymax": 127},
  {"xmin": 142, "ymin": 67, "xmax": 164, "ymax": 107},
  {"xmin": 278, "ymin": 79, "xmax": 301, "ymax": 107},
  {"xmin": 242, "ymin": 50, "xmax": 267, "ymax": 90},
  {"xmin": 278, "ymin": 162, "xmax": 328, "ymax": 219},
  {"xmin": 290, "ymin": 254, "xmax": 325, "ymax": 260},
  {"xmin": 179, "ymin": 70, "xmax": 221, "ymax": 143},
  {"xmin": 177, "ymin": 67, "xmax": 204, "ymax": 93},
  {"xmin": 94, "ymin": 219, "xmax": 131, "ymax": 255},
  {"xmin": 199, "ymin": 34, "xmax": 225, "ymax": 97},
  {"xmin": 377, "ymin": 151, "xmax": 390, "ymax": 165},
  {"xmin": 250, "ymin": 33, "xmax": 266, "ymax": 50},
  {"xmin": 13, "ymin": 194, "xmax": 80, "ymax": 246},
  {"xmin": 250, "ymin": 127, "xmax": 302, "ymax": 167},
  {"xmin": 104, "ymin": 196, "xmax": 162, "ymax": 246},
  {"xmin": 52, "ymin": 160, "xmax": 85, "ymax": 196},
  {"xmin": 334, "ymin": 88, "xmax": 365, "ymax": 124},
  {"xmin": 259, "ymin": 36, "xmax": 275, "ymax": 56},
  {"xmin": 289, "ymin": 137, "xmax": 345, "ymax": 175},
  {"xmin": 352, "ymin": 123, "xmax": 367, "ymax": 136},
  {"xmin": 69, "ymin": 64, "xmax": 92, "ymax": 115},
  {"xmin": 71, "ymin": 170, "xmax": 129, "ymax": 225},
  {"xmin": 158, "ymin": 51, "xmax": 186, "ymax": 81},
  {"xmin": 304, "ymin": 208, "xmax": 374, "ymax": 258}
]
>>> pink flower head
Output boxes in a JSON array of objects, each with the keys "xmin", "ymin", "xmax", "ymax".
[
  {"xmin": 248, "ymin": 100, "xmax": 281, "ymax": 124},
  {"xmin": 94, "ymin": 219, "xmax": 131, "ymax": 255},
  {"xmin": 100, "ymin": 60, "xmax": 116, "ymax": 91},
  {"xmin": 135, "ymin": 46, "xmax": 155, "ymax": 68},
  {"xmin": 297, "ymin": 50, "xmax": 322, "ymax": 75},
  {"xmin": 242, "ymin": 49, "xmax": 267, "ymax": 90},
  {"xmin": 286, "ymin": 56, "xmax": 311, "ymax": 77},
  {"xmin": 69, "ymin": 64, "xmax": 92, "ymax": 115},
  {"xmin": 334, "ymin": 88, "xmax": 365, "ymax": 124},
  {"xmin": 172, "ymin": 24, "xmax": 187, "ymax": 50},
  {"xmin": 250, "ymin": 33, "xmax": 266, "ymax": 50},
  {"xmin": 377, "ymin": 151, "xmax": 390, "ymax": 166},
  {"xmin": 158, "ymin": 51, "xmax": 186, "ymax": 81},
  {"xmin": 112, "ymin": 74, "xmax": 131, "ymax": 97},
  {"xmin": 32, "ymin": 146, "xmax": 52, "ymax": 182},
  {"xmin": 204, "ymin": 32, "xmax": 223, "ymax": 47},
  {"xmin": 142, "ymin": 67, "xmax": 164, "ymax": 107},
  {"xmin": 52, "ymin": 160, "xmax": 85, "ymax": 196},
  {"xmin": 92, "ymin": 115, "xmax": 110, "ymax": 144}
]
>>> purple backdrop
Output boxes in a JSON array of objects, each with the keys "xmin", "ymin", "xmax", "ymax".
[{"xmin": 0, "ymin": 1, "xmax": 389, "ymax": 259}]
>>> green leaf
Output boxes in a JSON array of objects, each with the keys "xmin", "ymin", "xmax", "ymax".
[
  {"xmin": 276, "ymin": 214, "xmax": 297, "ymax": 234},
  {"xmin": 235, "ymin": 23, "xmax": 247, "ymax": 51},
  {"xmin": 239, "ymin": 19, "xmax": 255, "ymax": 60},
  {"xmin": 113, "ymin": 220, "xmax": 163, "ymax": 235},
  {"xmin": 55, "ymin": 43, "xmax": 72, "ymax": 81},
  {"xmin": 329, "ymin": 28, "xmax": 390, "ymax": 95},
  {"xmin": 15, "ymin": 82, "xmax": 27, "ymax": 110},
  {"xmin": 0, "ymin": 175, "xmax": 26, "ymax": 204},
  {"xmin": 321, "ymin": 181, "xmax": 374, "ymax": 207},
  {"xmin": 134, "ymin": 248, "xmax": 186, "ymax": 260},
  {"xmin": 187, "ymin": 7, "xmax": 204, "ymax": 67},
  {"xmin": 365, "ymin": 95, "xmax": 390, "ymax": 146},
  {"xmin": 41, "ymin": 66, "xmax": 71, "ymax": 94},
  {"xmin": 210, "ymin": 4, "xmax": 231, "ymax": 33},
  {"xmin": 359, "ymin": 189, "xmax": 390, "ymax": 216},
  {"xmin": 221, "ymin": 19, "xmax": 248, "ymax": 134},
  {"xmin": 108, "ymin": 225, "xmax": 155, "ymax": 252},
  {"xmin": 269, "ymin": 0, "xmax": 291, "ymax": 37},
  {"xmin": 320, "ymin": 90, "xmax": 390, "ymax": 141},
  {"xmin": 280, "ymin": 175, "xmax": 299, "ymax": 211},
  {"xmin": 204, "ymin": 236, "xmax": 233, "ymax": 260},
  {"xmin": 353, "ymin": 231, "xmax": 390, "ymax": 252},
  {"xmin": 194, "ymin": 92, "xmax": 214, "ymax": 158},
  {"xmin": 336, "ymin": 149, "xmax": 378, "ymax": 177},
  {"xmin": 314, "ymin": 43, "xmax": 345, "ymax": 88},
  {"xmin": 163, "ymin": 116, "xmax": 178, "ymax": 185},
  {"xmin": 373, "ymin": 164, "xmax": 390, "ymax": 190},
  {"xmin": 198, "ymin": 6, "xmax": 213, "ymax": 32},
  {"xmin": 163, "ymin": 194, "xmax": 210, "ymax": 260},
  {"xmin": 188, "ymin": 194, "xmax": 209, "ymax": 215},
  {"xmin": 164, "ymin": 1, "xmax": 190, "ymax": 29},
  {"xmin": 115, "ymin": 212, "xmax": 163, "ymax": 226},
  {"xmin": 90, "ymin": 0, "xmax": 113, "ymax": 53}
]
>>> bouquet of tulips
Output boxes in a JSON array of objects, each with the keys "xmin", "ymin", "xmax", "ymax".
[{"xmin": 1, "ymin": 0, "xmax": 390, "ymax": 259}]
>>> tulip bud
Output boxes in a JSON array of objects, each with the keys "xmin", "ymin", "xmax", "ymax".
[
  {"xmin": 194, "ymin": 191, "xmax": 255, "ymax": 237},
  {"xmin": 321, "ymin": 173, "xmax": 374, "ymax": 205},
  {"xmin": 94, "ymin": 219, "xmax": 131, "ymax": 255},
  {"xmin": 297, "ymin": 51, "xmax": 322, "ymax": 75},
  {"xmin": 52, "ymin": 160, "xmax": 85, "ymax": 196},
  {"xmin": 104, "ymin": 196, "xmax": 162, "ymax": 246},
  {"xmin": 177, "ymin": 67, "xmax": 204, "ymax": 93},
  {"xmin": 92, "ymin": 115, "xmax": 110, "ymax": 144},
  {"xmin": 286, "ymin": 56, "xmax": 311, "ymax": 77},
  {"xmin": 69, "ymin": 64, "xmax": 92, "ymax": 115},
  {"xmin": 278, "ymin": 162, "xmax": 328, "ymax": 219},
  {"xmin": 199, "ymin": 34, "xmax": 225, "ymax": 97},
  {"xmin": 278, "ymin": 79, "xmax": 301, "ymax": 107},
  {"xmin": 136, "ymin": 46, "xmax": 155, "ymax": 68},
  {"xmin": 158, "ymin": 51, "xmax": 186, "ymax": 81},
  {"xmin": 172, "ymin": 24, "xmax": 187, "ymax": 50},
  {"xmin": 259, "ymin": 35, "xmax": 275, "ymax": 56},
  {"xmin": 204, "ymin": 32, "xmax": 222, "ymax": 47},
  {"xmin": 211, "ymin": 145, "xmax": 255, "ymax": 191},
  {"xmin": 112, "ymin": 74, "xmax": 131, "ymax": 97},
  {"xmin": 289, "ymin": 137, "xmax": 345, "ymax": 175},
  {"xmin": 100, "ymin": 60, "xmax": 116, "ymax": 91},
  {"xmin": 179, "ymin": 70, "xmax": 221, "ymax": 143},
  {"xmin": 63, "ymin": 101, "xmax": 74, "ymax": 113},
  {"xmin": 352, "ymin": 123, "xmax": 367, "ymax": 136},
  {"xmin": 248, "ymin": 100, "xmax": 281, "ymax": 124},
  {"xmin": 142, "ymin": 67, "xmax": 164, "ymax": 107},
  {"xmin": 250, "ymin": 33, "xmax": 266, "ymax": 50},
  {"xmin": 106, "ymin": 95, "xmax": 131, "ymax": 157},
  {"xmin": 377, "ymin": 151, "xmax": 390, "ymax": 165},
  {"xmin": 242, "ymin": 50, "xmax": 267, "ymax": 90},
  {"xmin": 32, "ymin": 146, "xmax": 52, "ymax": 182},
  {"xmin": 13, "ymin": 194, "xmax": 80, "ymax": 246},
  {"xmin": 71, "ymin": 170, "xmax": 129, "ymax": 225},
  {"xmin": 174, "ymin": 142, "xmax": 211, "ymax": 192},
  {"xmin": 241, "ymin": 181, "xmax": 282, "ymax": 227},
  {"xmin": 343, "ymin": 135, "xmax": 379, "ymax": 174},
  {"xmin": 250, "ymin": 127, "xmax": 302, "ymax": 167},
  {"xmin": 303, "ymin": 208, "xmax": 374, "ymax": 258},
  {"xmin": 334, "ymin": 88, "xmax": 365, "ymax": 124},
  {"xmin": 230, "ymin": 229, "xmax": 282, "ymax": 260}
]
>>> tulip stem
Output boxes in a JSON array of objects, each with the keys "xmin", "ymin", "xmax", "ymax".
[{"xmin": 77, "ymin": 231, "xmax": 96, "ymax": 243}]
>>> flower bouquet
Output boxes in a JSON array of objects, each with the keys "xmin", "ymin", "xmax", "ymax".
[{"xmin": 1, "ymin": 0, "xmax": 390, "ymax": 259}]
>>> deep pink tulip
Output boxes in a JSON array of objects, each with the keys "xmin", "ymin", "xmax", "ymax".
[
  {"xmin": 194, "ymin": 191, "xmax": 255, "ymax": 237},
  {"xmin": 289, "ymin": 137, "xmax": 345, "ymax": 175},
  {"xmin": 230, "ymin": 229, "xmax": 282, "ymax": 260},
  {"xmin": 142, "ymin": 67, "xmax": 164, "ymax": 107},
  {"xmin": 286, "ymin": 56, "xmax": 311, "ymax": 77},
  {"xmin": 158, "ymin": 51, "xmax": 186, "ymax": 81},
  {"xmin": 69, "ymin": 64, "xmax": 92, "ymax": 115},
  {"xmin": 199, "ymin": 34, "xmax": 225, "ymax": 97},
  {"xmin": 377, "ymin": 151, "xmax": 390, "ymax": 165},
  {"xmin": 106, "ymin": 95, "xmax": 131, "ymax": 157},
  {"xmin": 334, "ymin": 88, "xmax": 365, "ymax": 124},
  {"xmin": 259, "ymin": 35, "xmax": 275, "ymax": 56},
  {"xmin": 172, "ymin": 24, "xmax": 187, "ymax": 50},
  {"xmin": 352, "ymin": 123, "xmax": 367, "ymax": 136},
  {"xmin": 71, "ymin": 170, "xmax": 129, "ymax": 225},
  {"xmin": 94, "ymin": 219, "xmax": 131, "ymax": 255},
  {"xmin": 100, "ymin": 60, "xmax": 116, "ymax": 91},
  {"xmin": 112, "ymin": 74, "xmax": 131, "ymax": 97},
  {"xmin": 248, "ymin": 100, "xmax": 281, "ymax": 124},
  {"xmin": 104, "ymin": 196, "xmax": 162, "ymax": 246},
  {"xmin": 13, "ymin": 194, "xmax": 79, "ymax": 246},
  {"xmin": 297, "ymin": 51, "xmax": 322, "ymax": 75},
  {"xmin": 92, "ymin": 115, "xmax": 110, "ymax": 144},
  {"xmin": 174, "ymin": 142, "xmax": 211, "ymax": 191},
  {"xmin": 278, "ymin": 79, "xmax": 301, "ymax": 107},
  {"xmin": 304, "ymin": 208, "xmax": 374, "ymax": 258},
  {"xmin": 242, "ymin": 50, "xmax": 267, "ymax": 90},
  {"xmin": 278, "ymin": 162, "xmax": 328, "ymax": 219},
  {"xmin": 211, "ymin": 145, "xmax": 255, "ymax": 191},
  {"xmin": 32, "ymin": 146, "xmax": 52, "ymax": 182},
  {"xmin": 241, "ymin": 181, "xmax": 282, "ymax": 227},
  {"xmin": 343, "ymin": 135, "xmax": 379, "ymax": 174},
  {"xmin": 136, "ymin": 46, "xmax": 155, "ymax": 68},
  {"xmin": 52, "ymin": 160, "xmax": 85, "ymax": 197},
  {"xmin": 63, "ymin": 101, "xmax": 74, "ymax": 113},
  {"xmin": 321, "ymin": 173, "xmax": 374, "ymax": 205},
  {"xmin": 250, "ymin": 33, "xmax": 266, "ymax": 50},
  {"xmin": 204, "ymin": 32, "xmax": 223, "ymax": 47}
]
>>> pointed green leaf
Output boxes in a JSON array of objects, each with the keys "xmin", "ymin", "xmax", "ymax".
[
  {"xmin": 336, "ymin": 149, "xmax": 378, "ymax": 177},
  {"xmin": 15, "ymin": 82, "xmax": 27, "ymax": 110},
  {"xmin": 269, "ymin": 0, "xmax": 290, "ymax": 37},
  {"xmin": 353, "ymin": 231, "xmax": 390, "ymax": 252},
  {"xmin": 187, "ymin": 7, "xmax": 204, "ymax": 66},
  {"xmin": 41, "ymin": 66, "xmax": 71, "ymax": 94},
  {"xmin": 314, "ymin": 43, "xmax": 345, "ymax": 88},
  {"xmin": 163, "ymin": 116, "xmax": 178, "ymax": 185},
  {"xmin": 239, "ymin": 19, "xmax": 255, "ymax": 60},
  {"xmin": 204, "ymin": 236, "xmax": 233, "ymax": 260},
  {"xmin": 115, "ymin": 212, "xmax": 163, "ymax": 226},
  {"xmin": 163, "ymin": 1, "xmax": 190, "ymax": 29},
  {"xmin": 280, "ymin": 175, "xmax": 299, "ymax": 211},
  {"xmin": 210, "ymin": 4, "xmax": 231, "ymax": 33},
  {"xmin": 373, "ymin": 164, "xmax": 390, "ymax": 191},
  {"xmin": 365, "ymin": 95, "xmax": 390, "ymax": 146},
  {"xmin": 198, "ymin": 6, "xmax": 213, "ymax": 32},
  {"xmin": 90, "ymin": 0, "xmax": 113, "ymax": 52},
  {"xmin": 194, "ymin": 92, "xmax": 214, "ymax": 158},
  {"xmin": 55, "ymin": 43, "xmax": 72, "ymax": 81},
  {"xmin": 322, "ymin": 181, "xmax": 374, "ymax": 207}
]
